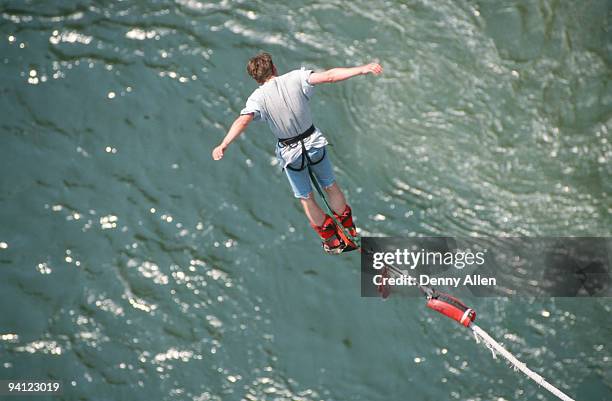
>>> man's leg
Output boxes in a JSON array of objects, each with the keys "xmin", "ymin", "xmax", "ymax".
[
  {"xmin": 299, "ymin": 193, "xmax": 326, "ymax": 227},
  {"xmin": 310, "ymin": 147, "xmax": 358, "ymax": 240},
  {"xmin": 285, "ymin": 159, "xmax": 343, "ymax": 252},
  {"xmin": 323, "ymin": 182, "xmax": 347, "ymax": 215},
  {"xmin": 300, "ymin": 193, "xmax": 343, "ymax": 252},
  {"xmin": 325, "ymin": 182, "xmax": 358, "ymax": 238}
]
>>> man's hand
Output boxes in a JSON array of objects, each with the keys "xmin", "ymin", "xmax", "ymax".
[
  {"xmin": 361, "ymin": 62, "xmax": 383, "ymax": 76},
  {"xmin": 212, "ymin": 144, "xmax": 226, "ymax": 160},
  {"xmin": 211, "ymin": 114, "xmax": 254, "ymax": 161}
]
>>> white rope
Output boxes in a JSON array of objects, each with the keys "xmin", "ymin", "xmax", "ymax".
[
  {"xmin": 470, "ymin": 324, "xmax": 575, "ymax": 401},
  {"xmin": 378, "ymin": 265, "xmax": 575, "ymax": 400}
]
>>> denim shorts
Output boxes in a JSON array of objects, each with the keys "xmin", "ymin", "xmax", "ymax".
[{"xmin": 284, "ymin": 146, "xmax": 336, "ymax": 199}]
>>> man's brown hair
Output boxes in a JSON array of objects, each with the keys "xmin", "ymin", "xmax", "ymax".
[{"xmin": 247, "ymin": 53, "xmax": 275, "ymax": 84}]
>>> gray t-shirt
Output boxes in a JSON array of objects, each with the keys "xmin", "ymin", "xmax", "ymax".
[{"xmin": 240, "ymin": 67, "xmax": 328, "ymax": 167}]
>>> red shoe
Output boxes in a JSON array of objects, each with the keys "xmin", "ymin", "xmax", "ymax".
[
  {"xmin": 334, "ymin": 204, "xmax": 358, "ymax": 239},
  {"xmin": 311, "ymin": 215, "xmax": 344, "ymax": 254}
]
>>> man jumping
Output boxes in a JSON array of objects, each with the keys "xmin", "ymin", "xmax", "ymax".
[{"xmin": 212, "ymin": 52, "xmax": 383, "ymax": 253}]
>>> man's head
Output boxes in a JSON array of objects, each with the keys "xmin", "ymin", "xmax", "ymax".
[{"xmin": 247, "ymin": 52, "xmax": 276, "ymax": 84}]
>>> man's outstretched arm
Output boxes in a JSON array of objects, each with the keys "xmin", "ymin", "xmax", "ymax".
[
  {"xmin": 308, "ymin": 62, "xmax": 383, "ymax": 85},
  {"xmin": 212, "ymin": 113, "xmax": 254, "ymax": 160}
]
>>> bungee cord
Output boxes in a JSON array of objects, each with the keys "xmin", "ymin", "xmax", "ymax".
[{"xmin": 470, "ymin": 324, "xmax": 575, "ymax": 401}]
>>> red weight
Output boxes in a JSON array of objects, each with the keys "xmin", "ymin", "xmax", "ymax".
[{"xmin": 426, "ymin": 293, "xmax": 476, "ymax": 327}]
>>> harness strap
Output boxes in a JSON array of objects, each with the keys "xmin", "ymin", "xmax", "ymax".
[
  {"xmin": 285, "ymin": 142, "xmax": 327, "ymax": 171},
  {"xmin": 278, "ymin": 125, "xmax": 315, "ymax": 147},
  {"xmin": 281, "ymin": 125, "xmax": 325, "ymax": 172}
]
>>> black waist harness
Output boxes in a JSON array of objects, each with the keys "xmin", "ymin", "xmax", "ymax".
[{"xmin": 278, "ymin": 125, "xmax": 325, "ymax": 171}]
